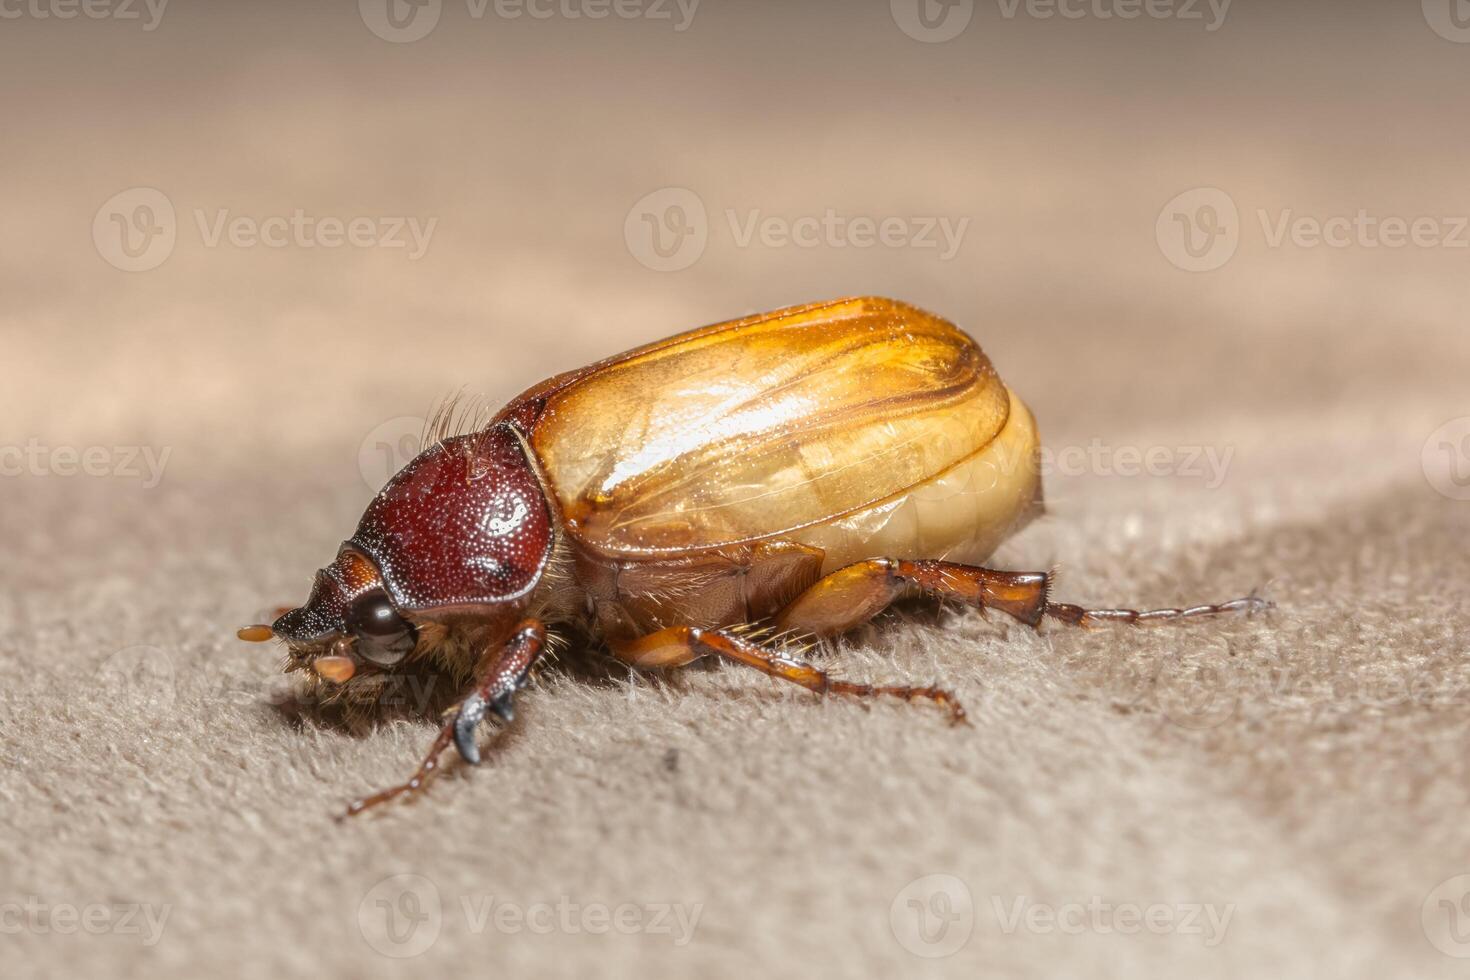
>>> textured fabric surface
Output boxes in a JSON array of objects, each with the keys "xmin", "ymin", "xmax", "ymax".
[{"xmin": 5, "ymin": 3, "xmax": 1470, "ymax": 977}]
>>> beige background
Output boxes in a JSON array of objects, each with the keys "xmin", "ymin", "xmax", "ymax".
[{"xmin": 4, "ymin": 0, "xmax": 1470, "ymax": 976}]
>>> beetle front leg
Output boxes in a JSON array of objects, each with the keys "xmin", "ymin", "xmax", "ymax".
[
  {"xmin": 774, "ymin": 558, "xmax": 1271, "ymax": 635},
  {"xmin": 343, "ymin": 619, "xmax": 546, "ymax": 817},
  {"xmin": 609, "ymin": 626, "xmax": 966, "ymax": 723}
]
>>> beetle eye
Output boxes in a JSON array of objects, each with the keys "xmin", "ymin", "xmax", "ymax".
[{"xmin": 344, "ymin": 591, "xmax": 417, "ymax": 668}]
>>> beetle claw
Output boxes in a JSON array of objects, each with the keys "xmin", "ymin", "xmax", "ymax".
[
  {"xmin": 453, "ymin": 693, "xmax": 488, "ymax": 765},
  {"xmin": 452, "ymin": 690, "xmax": 517, "ymax": 765},
  {"xmin": 488, "ymin": 690, "xmax": 515, "ymax": 724}
]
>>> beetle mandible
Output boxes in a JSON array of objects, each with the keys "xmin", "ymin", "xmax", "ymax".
[{"xmin": 240, "ymin": 297, "xmax": 1268, "ymax": 815}]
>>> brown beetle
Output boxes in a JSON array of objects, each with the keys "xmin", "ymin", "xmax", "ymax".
[{"xmin": 240, "ymin": 297, "xmax": 1267, "ymax": 815}]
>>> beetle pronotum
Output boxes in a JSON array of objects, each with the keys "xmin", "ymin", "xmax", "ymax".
[{"xmin": 240, "ymin": 297, "xmax": 1268, "ymax": 815}]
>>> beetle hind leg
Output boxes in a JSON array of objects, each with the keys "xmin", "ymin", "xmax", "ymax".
[
  {"xmin": 774, "ymin": 558, "xmax": 1272, "ymax": 636},
  {"xmin": 609, "ymin": 626, "xmax": 966, "ymax": 723}
]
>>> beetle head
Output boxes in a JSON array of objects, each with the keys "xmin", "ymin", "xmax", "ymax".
[{"xmin": 263, "ymin": 425, "xmax": 553, "ymax": 707}]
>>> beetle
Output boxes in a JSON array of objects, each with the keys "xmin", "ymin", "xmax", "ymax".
[{"xmin": 239, "ymin": 296, "xmax": 1268, "ymax": 815}]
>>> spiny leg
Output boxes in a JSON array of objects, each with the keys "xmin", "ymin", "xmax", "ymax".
[
  {"xmin": 609, "ymin": 626, "xmax": 966, "ymax": 723},
  {"xmin": 774, "ymin": 558, "xmax": 1271, "ymax": 636},
  {"xmin": 343, "ymin": 618, "xmax": 546, "ymax": 817}
]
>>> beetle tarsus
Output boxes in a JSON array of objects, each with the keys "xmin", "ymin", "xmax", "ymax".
[{"xmin": 1041, "ymin": 591, "xmax": 1274, "ymax": 628}]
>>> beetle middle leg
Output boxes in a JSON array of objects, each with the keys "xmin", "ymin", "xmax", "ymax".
[
  {"xmin": 343, "ymin": 618, "xmax": 546, "ymax": 817},
  {"xmin": 609, "ymin": 626, "xmax": 966, "ymax": 723},
  {"xmin": 774, "ymin": 559, "xmax": 1271, "ymax": 635}
]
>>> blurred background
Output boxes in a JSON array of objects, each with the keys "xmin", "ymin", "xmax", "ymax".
[
  {"xmin": 5, "ymin": 1, "xmax": 1470, "ymax": 977},
  {"xmin": 6, "ymin": 0, "xmax": 1466, "ymax": 461}
]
